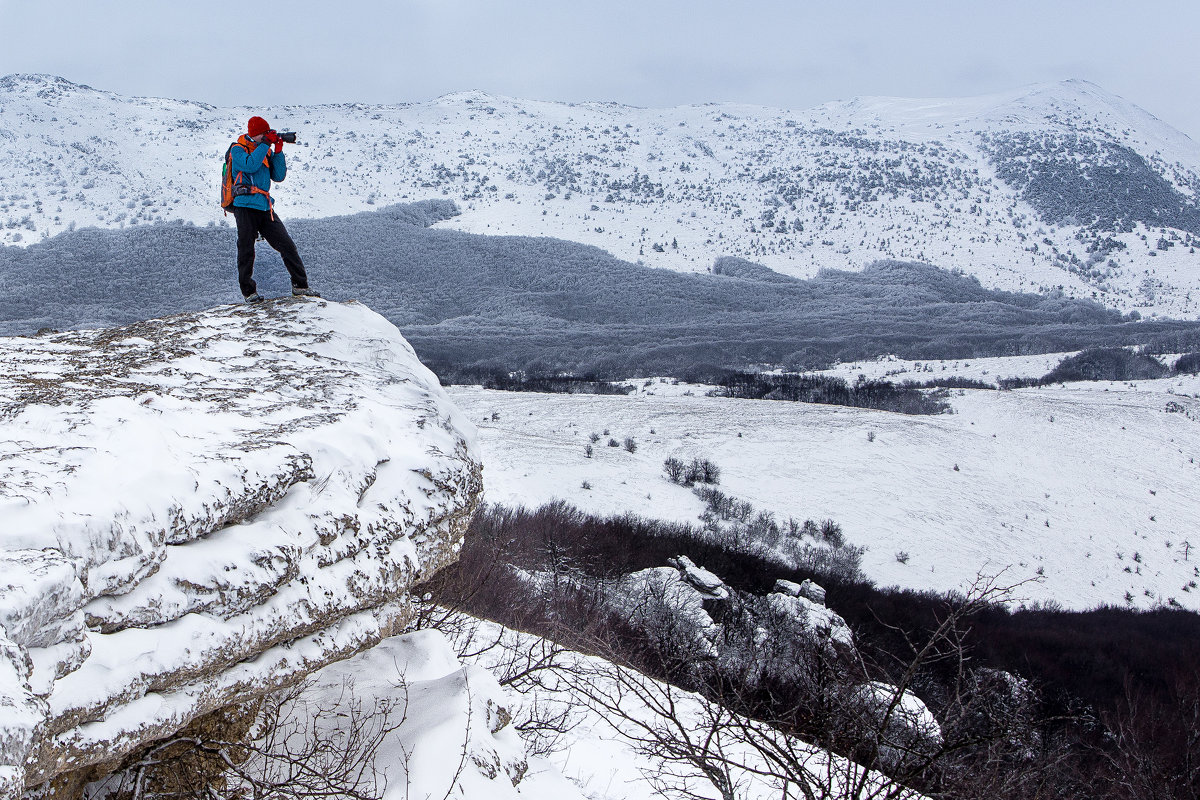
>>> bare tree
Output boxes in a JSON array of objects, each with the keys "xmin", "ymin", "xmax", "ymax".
[
  {"xmin": 424, "ymin": 605, "xmax": 582, "ymax": 760},
  {"xmin": 556, "ymin": 574, "xmax": 1064, "ymax": 800},
  {"xmin": 1095, "ymin": 671, "xmax": 1200, "ymax": 800},
  {"xmin": 88, "ymin": 677, "xmax": 407, "ymax": 800}
]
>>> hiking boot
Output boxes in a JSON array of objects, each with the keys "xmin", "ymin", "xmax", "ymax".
[
  {"xmin": 244, "ymin": 292, "xmax": 265, "ymax": 304},
  {"xmin": 292, "ymin": 286, "xmax": 321, "ymax": 298}
]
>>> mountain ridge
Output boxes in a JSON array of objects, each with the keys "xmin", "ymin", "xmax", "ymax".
[{"xmin": 2, "ymin": 74, "xmax": 1199, "ymax": 317}]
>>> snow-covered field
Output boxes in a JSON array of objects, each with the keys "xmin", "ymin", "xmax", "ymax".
[
  {"xmin": 805, "ymin": 350, "xmax": 1190, "ymax": 386},
  {"xmin": 450, "ymin": 364, "xmax": 1200, "ymax": 612},
  {"xmin": 805, "ymin": 352, "xmax": 1078, "ymax": 385}
]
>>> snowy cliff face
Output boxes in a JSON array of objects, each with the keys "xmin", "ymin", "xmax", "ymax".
[
  {"xmin": 0, "ymin": 299, "xmax": 482, "ymax": 794},
  {"xmin": 1, "ymin": 74, "xmax": 1200, "ymax": 315}
]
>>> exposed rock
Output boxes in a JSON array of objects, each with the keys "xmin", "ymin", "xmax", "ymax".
[
  {"xmin": 772, "ymin": 578, "xmax": 803, "ymax": 597},
  {"xmin": 764, "ymin": 592, "xmax": 854, "ymax": 651},
  {"xmin": 0, "ymin": 299, "xmax": 482, "ymax": 793},
  {"xmin": 798, "ymin": 579, "xmax": 827, "ymax": 606},
  {"xmin": 772, "ymin": 578, "xmax": 827, "ymax": 606},
  {"xmin": 850, "ymin": 681, "xmax": 943, "ymax": 770},
  {"xmin": 667, "ymin": 555, "xmax": 729, "ymax": 600}
]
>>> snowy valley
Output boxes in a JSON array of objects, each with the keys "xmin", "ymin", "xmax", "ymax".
[
  {"xmin": 451, "ymin": 358, "xmax": 1200, "ymax": 613},
  {"xmin": 2, "ymin": 71, "xmax": 1200, "ymax": 800}
]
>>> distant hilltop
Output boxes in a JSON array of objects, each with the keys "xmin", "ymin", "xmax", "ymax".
[{"xmin": 2, "ymin": 74, "xmax": 1199, "ymax": 317}]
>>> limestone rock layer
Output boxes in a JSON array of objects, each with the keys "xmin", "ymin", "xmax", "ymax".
[{"xmin": 0, "ymin": 298, "xmax": 481, "ymax": 793}]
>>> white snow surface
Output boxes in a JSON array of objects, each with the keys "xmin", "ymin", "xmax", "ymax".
[
  {"xmin": 804, "ymin": 352, "xmax": 1081, "ymax": 386},
  {"xmin": 273, "ymin": 630, "xmax": 541, "ymax": 800},
  {"xmin": 2, "ymin": 74, "xmax": 1200, "ymax": 316},
  {"xmin": 0, "ymin": 299, "xmax": 481, "ymax": 791},
  {"xmin": 450, "ymin": 365, "xmax": 1200, "ymax": 611}
]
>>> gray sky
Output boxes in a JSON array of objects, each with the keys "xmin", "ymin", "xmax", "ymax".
[{"xmin": 2, "ymin": 0, "xmax": 1197, "ymax": 140}]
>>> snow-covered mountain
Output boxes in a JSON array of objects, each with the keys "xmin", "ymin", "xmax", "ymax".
[{"xmin": 2, "ymin": 74, "xmax": 1199, "ymax": 316}]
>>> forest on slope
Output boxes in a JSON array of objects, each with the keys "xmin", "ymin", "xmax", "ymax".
[{"xmin": 3, "ymin": 202, "xmax": 1199, "ymax": 380}]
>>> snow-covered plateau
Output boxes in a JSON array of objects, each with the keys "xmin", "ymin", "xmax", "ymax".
[
  {"xmin": 2, "ymin": 74, "xmax": 1200, "ymax": 316},
  {"xmin": 0, "ymin": 299, "xmax": 482, "ymax": 795},
  {"xmin": 449, "ymin": 362, "xmax": 1200, "ymax": 612}
]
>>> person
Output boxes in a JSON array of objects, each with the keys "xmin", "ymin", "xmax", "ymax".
[{"xmin": 228, "ymin": 115, "xmax": 318, "ymax": 302}]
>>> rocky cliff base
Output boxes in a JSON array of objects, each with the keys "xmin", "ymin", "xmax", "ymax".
[{"xmin": 0, "ymin": 298, "xmax": 481, "ymax": 794}]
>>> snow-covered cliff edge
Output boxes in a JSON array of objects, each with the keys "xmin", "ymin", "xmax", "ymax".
[{"xmin": 0, "ymin": 298, "xmax": 482, "ymax": 795}]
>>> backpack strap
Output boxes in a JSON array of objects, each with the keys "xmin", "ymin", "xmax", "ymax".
[{"xmin": 229, "ymin": 138, "xmax": 275, "ymax": 218}]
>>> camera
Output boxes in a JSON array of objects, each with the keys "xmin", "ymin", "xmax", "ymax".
[{"xmin": 277, "ymin": 131, "xmax": 298, "ymax": 144}]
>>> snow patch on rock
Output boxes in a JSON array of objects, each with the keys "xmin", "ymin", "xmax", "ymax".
[
  {"xmin": 668, "ymin": 555, "xmax": 730, "ymax": 600},
  {"xmin": 616, "ymin": 567, "xmax": 720, "ymax": 658},
  {"xmin": 765, "ymin": 591, "xmax": 854, "ymax": 650}
]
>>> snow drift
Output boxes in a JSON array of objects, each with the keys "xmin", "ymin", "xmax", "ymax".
[{"xmin": 0, "ymin": 298, "xmax": 482, "ymax": 795}]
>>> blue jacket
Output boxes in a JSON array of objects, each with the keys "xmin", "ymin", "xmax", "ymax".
[{"xmin": 230, "ymin": 134, "xmax": 286, "ymax": 211}]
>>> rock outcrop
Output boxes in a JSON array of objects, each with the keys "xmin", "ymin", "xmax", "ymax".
[{"xmin": 0, "ymin": 299, "xmax": 482, "ymax": 795}]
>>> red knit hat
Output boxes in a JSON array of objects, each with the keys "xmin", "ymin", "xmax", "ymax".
[{"xmin": 247, "ymin": 116, "xmax": 270, "ymax": 137}]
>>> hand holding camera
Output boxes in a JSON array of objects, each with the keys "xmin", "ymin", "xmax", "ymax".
[{"xmin": 263, "ymin": 130, "xmax": 297, "ymax": 154}]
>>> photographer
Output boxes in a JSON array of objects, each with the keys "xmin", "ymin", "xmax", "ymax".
[{"xmin": 228, "ymin": 115, "xmax": 318, "ymax": 302}]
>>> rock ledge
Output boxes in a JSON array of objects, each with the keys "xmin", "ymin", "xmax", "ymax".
[{"xmin": 0, "ymin": 299, "xmax": 481, "ymax": 794}]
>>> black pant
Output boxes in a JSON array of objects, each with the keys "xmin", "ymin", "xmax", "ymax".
[{"xmin": 232, "ymin": 206, "xmax": 309, "ymax": 297}]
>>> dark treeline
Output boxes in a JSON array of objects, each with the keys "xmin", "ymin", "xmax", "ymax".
[
  {"xmin": 710, "ymin": 370, "xmax": 951, "ymax": 414},
  {"xmin": 1001, "ymin": 346, "xmax": 1184, "ymax": 388},
  {"xmin": 905, "ymin": 376, "xmax": 996, "ymax": 390},
  {"xmin": 471, "ymin": 367, "xmax": 951, "ymax": 415},
  {"xmin": 477, "ymin": 371, "xmax": 633, "ymax": 395},
  {"xmin": 423, "ymin": 501, "xmax": 1200, "ymax": 800},
  {"xmin": 4, "ymin": 202, "xmax": 1200, "ymax": 381}
]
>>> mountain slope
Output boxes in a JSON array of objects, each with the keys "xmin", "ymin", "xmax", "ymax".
[{"xmin": 2, "ymin": 74, "xmax": 1199, "ymax": 316}]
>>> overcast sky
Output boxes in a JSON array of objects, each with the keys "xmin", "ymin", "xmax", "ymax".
[{"xmin": 1, "ymin": 0, "xmax": 1197, "ymax": 140}]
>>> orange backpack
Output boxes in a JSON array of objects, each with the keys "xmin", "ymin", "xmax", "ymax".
[{"xmin": 220, "ymin": 138, "xmax": 272, "ymax": 212}]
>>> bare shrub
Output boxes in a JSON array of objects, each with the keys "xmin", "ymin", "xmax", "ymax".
[
  {"xmin": 563, "ymin": 575, "xmax": 1055, "ymax": 800},
  {"xmin": 663, "ymin": 456, "xmax": 686, "ymax": 483},
  {"xmin": 1094, "ymin": 670, "xmax": 1200, "ymax": 800},
  {"xmin": 820, "ymin": 519, "xmax": 846, "ymax": 547},
  {"xmin": 784, "ymin": 539, "xmax": 866, "ymax": 582},
  {"xmin": 88, "ymin": 678, "xmax": 404, "ymax": 800},
  {"xmin": 679, "ymin": 459, "xmax": 717, "ymax": 486}
]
